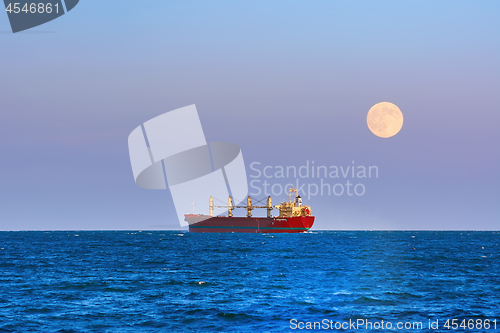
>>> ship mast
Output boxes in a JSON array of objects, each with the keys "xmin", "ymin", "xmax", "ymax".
[
  {"xmin": 266, "ymin": 196, "xmax": 272, "ymax": 218},
  {"xmin": 209, "ymin": 196, "xmax": 214, "ymax": 217},
  {"xmin": 288, "ymin": 187, "xmax": 298, "ymax": 203},
  {"xmin": 246, "ymin": 196, "xmax": 253, "ymax": 217},
  {"xmin": 228, "ymin": 196, "xmax": 234, "ymax": 217}
]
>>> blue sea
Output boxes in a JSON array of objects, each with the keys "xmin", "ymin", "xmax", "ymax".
[{"xmin": 0, "ymin": 231, "xmax": 499, "ymax": 332}]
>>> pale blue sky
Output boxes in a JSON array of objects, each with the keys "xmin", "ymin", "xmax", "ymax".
[{"xmin": 1, "ymin": 1, "xmax": 499, "ymax": 230}]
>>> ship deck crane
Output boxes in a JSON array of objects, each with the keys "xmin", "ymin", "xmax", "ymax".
[{"xmin": 209, "ymin": 187, "xmax": 309, "ymax": 218}]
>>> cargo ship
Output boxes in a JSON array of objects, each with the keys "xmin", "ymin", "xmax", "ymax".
[{"xmin": 185, "ymin": 187, "xmax": 314, "ymax": 233}]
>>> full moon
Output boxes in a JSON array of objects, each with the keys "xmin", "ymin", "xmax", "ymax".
[{"xmin": 367, "ymin": 102, "xmax": 404, "ymax": 138}]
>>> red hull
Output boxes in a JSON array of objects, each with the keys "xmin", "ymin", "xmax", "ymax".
[{"xmin": 185, "ymin": 214, "xmax": 315, "ymax": 233}]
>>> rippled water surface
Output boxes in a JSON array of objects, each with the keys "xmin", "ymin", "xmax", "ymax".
[{"xmin": 0, "ymin": 231, "xmax": 499, "ymax": 332}]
